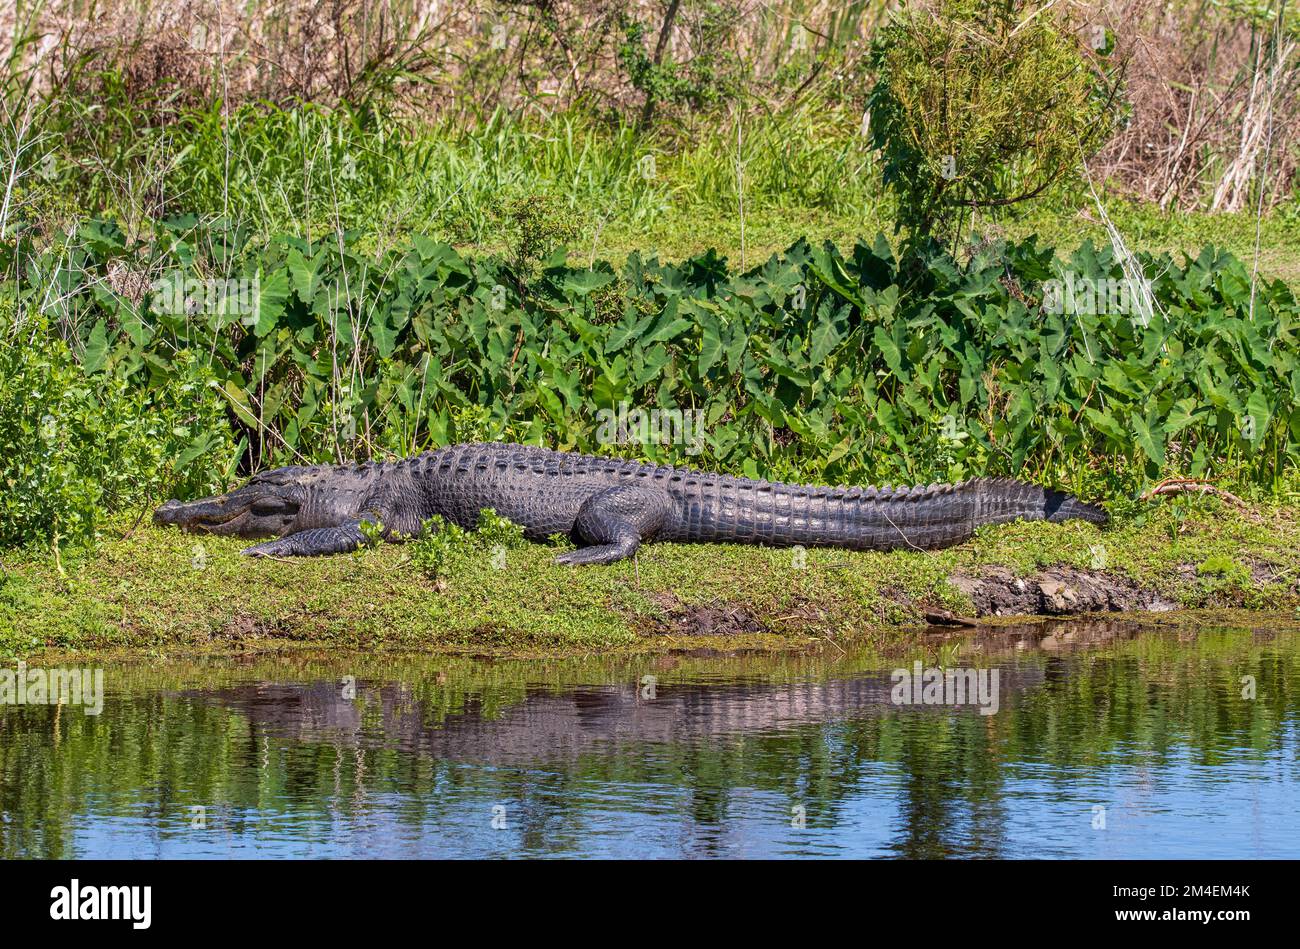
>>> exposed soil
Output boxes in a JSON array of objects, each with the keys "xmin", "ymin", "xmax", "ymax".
[
  {"xmin": 215, "ymin": 612, "xmax": 296, "ymax": 642},
  {"xmin": 948, "ymin": 566, "xmax": 1179, "ymax": 617},
  {"xmin": 648, "ymin": 567, "xmax": 1214, "ymax": 638},
  {"xmin": 644, "ymin": 593, "xmax": 769, "ymax": 637}
]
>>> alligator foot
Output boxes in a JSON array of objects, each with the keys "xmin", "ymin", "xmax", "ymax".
[
  {"xmin": 554, "ymin": 542, "xmax": 639, "ymax": 566},
  {"xmin": 243, "ymin": 522, "xmax": 371, "ymax": 557},
  {"xmin": 554, "ymin": 485, "xmax": 672, "ymax": 567}
]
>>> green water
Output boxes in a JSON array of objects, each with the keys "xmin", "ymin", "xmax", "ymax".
[{"xmin": 1, "ymin": 619, "xmax": 1297, "ymax": 858}]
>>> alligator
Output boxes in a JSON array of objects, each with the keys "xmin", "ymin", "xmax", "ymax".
[{"xmin": 153, "ymin": 441, "xmax": 1107, "ymax": 564}]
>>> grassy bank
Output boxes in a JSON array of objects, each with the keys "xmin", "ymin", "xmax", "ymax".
[
  {"xmin": 2, "ymin": 494, "xmax": 1297, "ymax": 660},
  {"xmin": 4, "ymin": 4, "xmax": 1299, "ymax": 660}
]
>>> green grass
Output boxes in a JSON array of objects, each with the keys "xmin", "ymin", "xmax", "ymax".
[
  {"xmin": 19, "ymin": 100, "xmax": 1300, "ymax": 282},
  {"xmin": 588, "ymin": 199, "xmax": 1300, "ymax": 285},
  {"xmin": 3, "ymin": 495, "xmax": 1297, "ymax": 660}
]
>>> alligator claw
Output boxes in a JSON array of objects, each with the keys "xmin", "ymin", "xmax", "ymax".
[{"xmin": 242, "ymin": 539, "xmax": 292, "ymax": 557}]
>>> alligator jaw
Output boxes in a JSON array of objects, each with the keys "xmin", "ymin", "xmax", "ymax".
[{"xmin": 153, "ymin": 496, "xmax": 248, "ymax": 534}]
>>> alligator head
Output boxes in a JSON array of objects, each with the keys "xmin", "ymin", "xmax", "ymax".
[{"xmin": 154, "ymin": 466, "xmax": 321, "ymax": 539}]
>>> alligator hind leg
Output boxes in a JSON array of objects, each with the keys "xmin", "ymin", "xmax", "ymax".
[{"xmin": 555, "ymin": 485, "xmax": 674, "ymax": 566}]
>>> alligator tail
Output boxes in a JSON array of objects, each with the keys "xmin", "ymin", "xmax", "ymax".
[
  {"xmin": 1040, "ymin": 485, "xmax": 1109, "ymax": 527},
  {"xmin": 970, "ymin": 477, "xmax": 1108, "ymax": 530},
  {"xmin": 682, "ymin": 476, "xmax": 1107, "ymax": 551}
]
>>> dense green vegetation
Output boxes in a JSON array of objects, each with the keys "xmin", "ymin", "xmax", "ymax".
[
  {"xmin": 5, "ymin": 215, "xmax": 1298, "ymax": 549},
  {"xmin": 13, "ymin": 94, "xmax": 1298, "ymax": 272},
  {"xmin": 0, "ymin": 325, "xmax": 234, "ymax": 548}
]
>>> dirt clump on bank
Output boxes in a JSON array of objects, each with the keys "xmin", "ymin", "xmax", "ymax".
[{"xmin": 948, "ymin": 566, "xmax": 1179, "ymax": 617}]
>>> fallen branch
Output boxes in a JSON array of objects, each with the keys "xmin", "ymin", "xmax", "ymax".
[
  {"xmin": 1140, "ymin": 477, "xmax": 1252, "ymax": 511},
  {"xmin": 923, "ymin": 610, "xmax": 980, "ymax": 628}
]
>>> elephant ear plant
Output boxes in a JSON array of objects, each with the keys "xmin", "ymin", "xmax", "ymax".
[{"xmin": 8, "ymin": 215, "xmax": 1300, "ymax": 564}]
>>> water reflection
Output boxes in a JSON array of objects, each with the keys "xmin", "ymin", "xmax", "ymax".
[{"xmin": 1, "ymin": 619, "xmax": 1297, "ymax": 858}]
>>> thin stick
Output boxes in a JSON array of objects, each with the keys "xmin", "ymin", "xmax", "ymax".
[{"xmin": 735, "ymin": 108, "xmax": 746, "ymax": 270}]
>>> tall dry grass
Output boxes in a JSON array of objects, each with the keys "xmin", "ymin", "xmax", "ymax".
[{"xmin": 1089, "ymin": 0, "xmax": 1299, "ymax": 212}]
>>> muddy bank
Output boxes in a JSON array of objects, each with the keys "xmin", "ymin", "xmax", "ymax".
[
  {"xmin": 644, "ymin": 561, "xmax": 1293, "ymax": 642},
  {"xmin": 948, "ymin": 565, "xmax": 1181, "ymax": 618}
]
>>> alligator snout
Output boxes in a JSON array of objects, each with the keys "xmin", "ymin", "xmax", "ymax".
[{"xmin": 153, "ymin": 496, "xmax": 232, "ymax": 529}]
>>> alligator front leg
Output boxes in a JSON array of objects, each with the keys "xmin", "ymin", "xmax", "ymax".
[
  {"xmin": 555, "ymin": 485, "xmax": 674, "ymax": 566},
  {"xmin": 242, "ymin": 521, "xmax": 372, "ymax": 557}
]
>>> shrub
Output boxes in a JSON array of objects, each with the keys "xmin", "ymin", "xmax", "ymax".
[
  {"xmin": 498, "ymin": 193, "xmax": 581, "ymax": 279},
  {"xmin": 866, "ymin": 0, "xmax": 1124, "ymax": 241},
  {"xmin": 0, "ymin": 328, "xmax": 237, "ymax": 549},
  {"xmin": 617, "ymin": 5, "xmax": 746, "ymax": 128},
  {"xmin": 407, "ymin": 510, "xmax": 526, "ymax": 582},
  {"xmin": 475, "ymin": 508, "xmax": 528, "ymax": 550},
  {"xmin": 408, "ymin": 516, "xmax": 465, "ymax": 581}
]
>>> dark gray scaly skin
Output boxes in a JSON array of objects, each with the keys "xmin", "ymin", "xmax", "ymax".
[{"xmin": 153, "ymin": 441, "xmax": 1108, "ymax": 564}]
